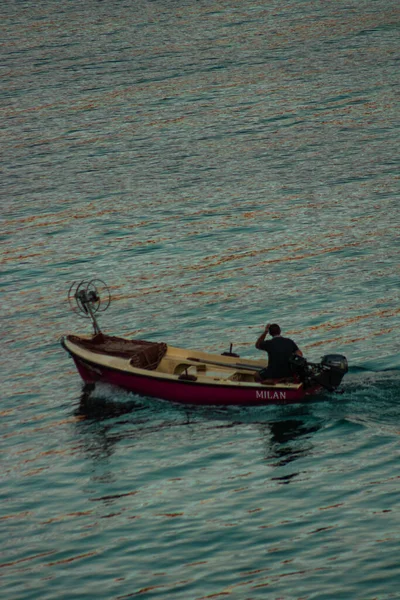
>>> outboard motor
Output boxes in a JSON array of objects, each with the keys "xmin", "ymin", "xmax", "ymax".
[
  {"xmin": 289, "ymin": 353, "xmax": 348, "ymax": 392},
  {"xmin": 315, "ymin": 354, "xmax": 348, "ymax": 390}
]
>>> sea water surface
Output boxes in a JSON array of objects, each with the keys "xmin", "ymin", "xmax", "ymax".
[{"xmin": 1, "ymin": 1, "xmax": 400, "ymax": 598}]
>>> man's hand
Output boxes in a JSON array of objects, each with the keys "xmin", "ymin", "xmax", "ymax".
[{"xmin": 256, "ymin": 324, "xmax": 270, "ymax": 350}]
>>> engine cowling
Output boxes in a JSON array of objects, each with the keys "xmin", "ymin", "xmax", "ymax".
[
  {"xmin": 313, "ymin": 354, "xmax": 348, "ymax": 391},
  {"xmin": 321, "ymin": 354, "xmax": 348, "ymax": 372}
]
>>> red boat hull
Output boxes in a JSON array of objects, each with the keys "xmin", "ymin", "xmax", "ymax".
[{"xmin": 72, "ymin": 355, "xmax": 320, "ymax": 406}]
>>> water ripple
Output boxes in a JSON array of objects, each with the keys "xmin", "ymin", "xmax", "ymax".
[{"xmin": 1, "ymin": 1, "xmax": 399, "ymax": 599}]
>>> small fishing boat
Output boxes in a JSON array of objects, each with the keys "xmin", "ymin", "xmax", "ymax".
[{"xmin": 61, "ymin": 280, "xmax": 348, "ymax": 406}]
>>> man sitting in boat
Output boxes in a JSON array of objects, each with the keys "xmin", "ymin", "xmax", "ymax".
[{"xmin": 255, "ymin": 323, "xmax": 303, "ymax": 381}]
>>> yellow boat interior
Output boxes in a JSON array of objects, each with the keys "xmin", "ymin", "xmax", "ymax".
[{"xmin": 65, "ymin": 334, "xmax": 302, "ymax": 389}]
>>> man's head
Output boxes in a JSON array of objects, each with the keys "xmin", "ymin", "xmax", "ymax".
[{"xmin": 268, "ymin": 324, "xmax": 281, "ymax": 337}]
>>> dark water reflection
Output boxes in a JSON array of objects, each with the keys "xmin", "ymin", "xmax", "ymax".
[
  {"xmin": 263, "ymin": 419, "xmax": 320, "ymax": 467},
  {"xmin": 75, "ymin": 385, "xmax": 325, "ymax": 472}
]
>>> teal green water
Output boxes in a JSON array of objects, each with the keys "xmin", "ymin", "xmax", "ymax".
[{"xmin": 1, "ymin": 1, "xmax": 399, "ymax": 598}]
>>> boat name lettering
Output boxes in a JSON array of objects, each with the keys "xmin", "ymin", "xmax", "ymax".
[{"xmin": 256, "ymin": 390, "xmax": 287, "ymax": 400}]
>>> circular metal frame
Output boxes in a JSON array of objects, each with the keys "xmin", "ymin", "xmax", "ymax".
[{"xmin": 67, "ymin": 279, "xmax": 111, "ymax": 319}]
